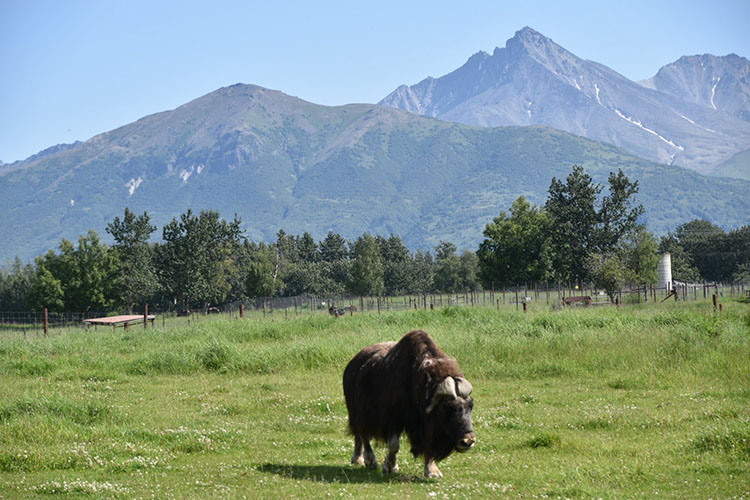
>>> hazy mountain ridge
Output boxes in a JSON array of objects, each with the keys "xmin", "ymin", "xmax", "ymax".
[
  {"xmin": 2, "ymin": 83, "xmax": 750, "ymax": 262},
  {"xmin": 380, "ymin": 27, "xmax": 750, "ymax": 177},
  {"xmin": 641, "ymin": 53, "xmax": 750, "ymax": 122}
]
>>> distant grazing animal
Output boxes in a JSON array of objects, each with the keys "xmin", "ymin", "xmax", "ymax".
[
  {"xmin": 329, "ymin": 306, "xmax": 345, "ymax": 317},
  {"xmin": 343, "ymin": 329, "xmax": 475, "ymax": 478},
  {"xmin": 329, "ymin": 305, "xmax": 356, "ymax": 317}
]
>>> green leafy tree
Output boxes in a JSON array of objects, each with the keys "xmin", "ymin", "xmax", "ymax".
[
  {"xmin": 347, "ymin": 234, "xmax": 384, "ymax": 296},
  {"xmin": 477, "ymin": 196, "xmax": 553, "ymax": 287},
  {"xmin": 434, "ymin": 241, "xmax": 462, "ymax": 293},
  {"xmin": 596, "ymin": 170, "xmax": 644, "ymax": 254},
  {"xmin": 284, "ymin": 261, "xmax": 331, "ymax": 296},
  {"xmin": 245, "ymin": 242, "xmax": 281, "ymax": 298},
  {"xmin": 297, "ymin": 232, "xmax": 320, "ymax": 263},
  {"xmin": 546, "ymin": 166, "xmax": 600, "ymax": 282},
  {"xmin": 32, "ymin": 231, "xmax": 117, "ymax": 312},
  {"xmin": 320, "ymin": 259, "xmax": 351, "ymax": 295},
  {"xmin": 587, "ymin": 253, "xmax": 627, "ymax": 302},
  {"xmin": 377, "ymin": 235, "xmax": 411, "ymax": 295},
  {"xmin": 28, "ymin": 262, "xmax": 64, "ymax": 312},
  {"xmin": 459, "ymin": 250, "xmax": 481, "ymax": 291},
  {"xmin": 726, "ymin": 226, "xmax": 750, "ymax": 282},
  {"xmin": 276, "ymin": 229, "xmax": 300, "ymax": 265},
  {"xmin": 319, "ymin": 231, "xmax": 349, "ymax": 262},
  {"xmin": 408, "ymin": 250, "xmax": 434, "ymax": 295},
  {"xmin": 157, "ymin": 209, "xmax": 243, "ymax": 312},
  {"xmin": 674, "ymin": 219, "xmax": 726, "ymax": 281},
  {"xmin": 621, "ymin": 225, "xmax": 659, "ymax": 285},
  {"xmin": 546, "ymin": 166, "xmax": 642, "ymax": 283},
  {"xmin": 0, "ymin": 257, "xmax": 34, "ymax": 310},
  {"xmin": 106, "ymin": 208, "xmax": 158, "ymax": 313}
]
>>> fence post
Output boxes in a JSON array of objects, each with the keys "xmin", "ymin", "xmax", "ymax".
[
  {"xmin": 44, "ymin": 308, "xmax": 49, "ymax": 337},
  {"xmin": 713, "ymin": 294, "xmax": 718, "ymax": 312},
  {"xmin": 144, "ymin": 305, "xmax": 148, "ymax": 329}
]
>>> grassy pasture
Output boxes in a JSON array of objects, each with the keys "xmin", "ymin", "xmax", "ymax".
[{"xmin": 0, "ymin": 301, "xmax": 748, "ymax": 498}]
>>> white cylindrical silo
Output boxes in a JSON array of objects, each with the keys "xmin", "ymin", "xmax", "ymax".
[{"xmin": 657, "ymin": 253, "xmax": 672, "ymax": 291}]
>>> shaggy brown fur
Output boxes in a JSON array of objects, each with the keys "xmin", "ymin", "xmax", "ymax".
[{"xmin": 343, "ymin": 329, "xmax": 474, "ymax": 466}]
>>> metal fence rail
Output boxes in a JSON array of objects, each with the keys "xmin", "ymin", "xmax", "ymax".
[{"xmin": 1, "ymin": 281, "xmax": 745, "ymax": 337}]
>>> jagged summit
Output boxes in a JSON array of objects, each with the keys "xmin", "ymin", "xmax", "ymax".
[
  {"xmin": 380, "ymin": 27, "xmax": 750, "ymax": 175},
  {"xmin": 643, "ymin": 53, "xmax": 750, "ymax": 122}
]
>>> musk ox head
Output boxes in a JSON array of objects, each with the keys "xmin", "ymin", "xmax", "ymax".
[{"xmin": 426, "ymin": 376, "xmax": 476, "ymax": 453}]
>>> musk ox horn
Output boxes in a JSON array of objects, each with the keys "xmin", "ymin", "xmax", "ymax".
[
  {"xmin": 426, "ymin": 376, "xmax": 457, "ymax": 413},
  {"xmin": 455, "ymin": 377, "xmax": 473, "ymax": 398}
]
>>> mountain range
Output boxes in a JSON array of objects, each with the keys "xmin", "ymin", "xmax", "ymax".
[
  {"xmin": 1, "ymin": 27, "xmax": 749, "ymax": 262},
  {"xmin": 380, "ymin": 27, "xmax": 750, "ymax": 178}
]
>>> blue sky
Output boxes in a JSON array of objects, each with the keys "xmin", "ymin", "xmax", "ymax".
[{"xmin": 1, "ymin": 0, "xmax": 748, "ymax": 163}]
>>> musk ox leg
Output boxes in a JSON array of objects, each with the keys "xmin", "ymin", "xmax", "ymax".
[
  {"xmin": 351, "ymin": 436, "xmax": 378, "ymax": 469},
  {"xmin": 351, "ymin": 436, "xmax": 365, "ymax": 466},
  {"xmin": 362, "ymin": 439, "xmax": 378, "ymax": 470},
  {"xmin": 424, "ymin": 458, "xmax": 443, "ymax": 479},
  {"xmin": 382, "ymin": 434, "xmax": 400, "ymax": 474}
]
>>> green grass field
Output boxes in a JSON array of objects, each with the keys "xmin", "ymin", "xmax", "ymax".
[{"xmin": 1, "ymin": 300, "xmax": 748, "ymax": 498}]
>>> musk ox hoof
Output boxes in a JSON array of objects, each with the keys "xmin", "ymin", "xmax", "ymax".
[
  {"xmin": 424, "ymin": 461, "xmax": 443, "ymax": 478},
  {"xmin": 364, "ymin": 450, "xmax": 378, "ymax": 470},
  {"xmin": 351, "ymin": 455, "xmax": 365, "ymax": 466},
  {"xmin": 382, "ymin": 462, "xmax": 399, "ymax": 474}
]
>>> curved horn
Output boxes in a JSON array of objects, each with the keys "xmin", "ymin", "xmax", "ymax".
[
  {"xmin": 426, "ymin": 376, "xmax": 456, "ymax": 413},
  {"xmin": 455, "ymin": 377, "xmax": 473, "ymax": 398}
]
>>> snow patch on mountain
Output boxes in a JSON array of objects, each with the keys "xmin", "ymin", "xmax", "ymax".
[
  {"xmin": 710, "ymin": 77, "xmax": 720, "ymax": 110},
  {"xmin": 126, "ymin": 177, "xmax": 143, "ymax": 196},
  {"xmin": 179, "ymin": 167, "xmax": 194, "ymax": 184},
  {"xmin": 614, "ymin": 109, "xmax": 684, "ymax": 150},
  {"xmin": 678, "ymin": 113, "xmax": 716, "ymax": 134}
]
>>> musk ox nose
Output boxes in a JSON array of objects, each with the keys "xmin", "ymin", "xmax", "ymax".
[{"xmin": 457, "ymin": 432, "xmax": 476, "ymax": 452}]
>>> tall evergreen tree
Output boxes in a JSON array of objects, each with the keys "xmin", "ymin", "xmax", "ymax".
[
  {"xmin": 319, "ymin": 231, "xmax": 349, "ymax": 262},
  {"xmin": 434, "ymin": 241, "xmax": 462, "ymax": 293},
  {"xmin": 596, "ymin": 170, "xmax": 644, "ymax": 254},
  {"xmin": 0, "ymin": 257, "xmax": 34, "ymax": 310},
  {"xmin": 106, "ymin": 208, "xmax": 158, "ymax": 313},
  {"xmin": 347, "ymin": 234, "xmax": 384, "ymax": 296},
  {"xmin": 157, "ymin": 209, "xmax": 243, "ymax": 312},
  {"xmin": 409, "ymin": 250, "xmax": 434, "ymax": 295},
  {"xmin": 546, "ymin": 166, "xmax": 600, "ymax": 282},
  {"xmin": 377, "ymin": 235, "xmax": 411, "ymax": 295},
  {"xmin": 674, "ymin": 220, "xmax": 727, "ymax": 281},
  {"xmin": 546, "ymin": 166, "xmax": 642, "ymax": 283},
  {"xmin": 297, "ymin": 232, "xmax": 320, "ymax": 263},
  {"xmin": 459, "ymin": 250, "xmax": 481, "ymax": 291}
]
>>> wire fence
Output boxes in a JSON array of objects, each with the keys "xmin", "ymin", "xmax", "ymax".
[{"xmin": 1, "ymin": 281, "xmax": 746, "ymax": 338}]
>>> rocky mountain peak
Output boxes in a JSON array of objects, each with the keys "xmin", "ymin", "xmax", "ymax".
[
  {"xmin": 380, "ymin": 27, "xmax": 750, "ymax": 175},
  {"xmin": 647, "ymin": 53, "xmax": 750, "ymax": 121}
]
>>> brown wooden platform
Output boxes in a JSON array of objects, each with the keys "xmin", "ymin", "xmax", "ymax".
[{"xmin": 83, "ymin": 315, "xmax": 156, "ymax": 330}]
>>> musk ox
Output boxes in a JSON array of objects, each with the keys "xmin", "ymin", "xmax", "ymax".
[{"xmin": 342, "ymin": 329, "xmax": 475, "ymax": 478}]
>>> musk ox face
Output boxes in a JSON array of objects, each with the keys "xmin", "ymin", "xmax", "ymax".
[{"xmin": 427, "ymin": 376, "xmax": 476, "ymax": 453}]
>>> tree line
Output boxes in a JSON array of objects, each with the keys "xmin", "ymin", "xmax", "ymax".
[{"xmin": 1, "ymin": 165, "xmax": 748, "ymax": 313}]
